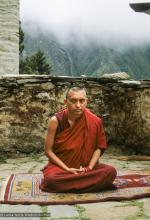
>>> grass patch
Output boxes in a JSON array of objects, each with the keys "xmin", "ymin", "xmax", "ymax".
[
  {"xmin": 0, "ymin": 155, "xmax": 7, "ymax": 163},
  {"xmin": 40, "ymin": 206, "xmax": 49, "ymax": 220},
  {"xmin": 117, "ymin": 200, "xmax": 150, "ymax": 220},
  {"xmin": 27, "ymin": 164, "xmax": 37, "ymax": 174},
  {"xmin": 75, "ymin": 205, "xmax": 91, "ymax": 220}
]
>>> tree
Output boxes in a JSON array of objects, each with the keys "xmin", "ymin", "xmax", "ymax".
[
  {"xmin": 19, "ymin": 21, "xmax": 24, "ymax": 56},
  {"xmin": 19, "ymin": 22, "xmax": 52, "ymax": 75},
  {"xmin": 19, "ymin": 58, "xmax": 33, "ymax": 75},
  {"xmin": 27, "ymin": 49, "xmax": 52, "ymax": 75}
]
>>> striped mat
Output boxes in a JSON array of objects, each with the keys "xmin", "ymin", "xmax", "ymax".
[{"xmin": 0, "ymin": 172, "xmax": 150, "ymax": 205}]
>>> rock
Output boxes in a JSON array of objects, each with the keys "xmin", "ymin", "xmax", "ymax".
[
  {"xmin": 119, "ymin": 80, "xmax": 141, "ymax": 85},
  {"xmin": 36, "ymin": 92, "xmax": 51, "ymax": 101},
  {"xmin": 100, "ymin": 72, "xmax": 130, "ymax": 80},
  {"xmin": 40, "ymin": 82, "xmax": 55, "ymax": 90}
]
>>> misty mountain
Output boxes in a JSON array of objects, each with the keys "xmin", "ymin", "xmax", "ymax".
[{"xmin": 23, "ymin": 30, "xmax": 150, "ymax": 79}]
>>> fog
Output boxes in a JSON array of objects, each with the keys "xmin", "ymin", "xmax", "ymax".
[{"xmin": 20, "ymin": 0, "xmax": 150, "ymax": 48}]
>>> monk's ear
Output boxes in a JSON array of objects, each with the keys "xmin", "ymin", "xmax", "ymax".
[{"xmin": 64, "ymin": 99, "xmax": 67, "ymax": 105}]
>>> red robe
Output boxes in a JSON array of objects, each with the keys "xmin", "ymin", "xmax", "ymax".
[{"xmin": 40, "ymin": 108, "xmax": 116, "ymax": 192}]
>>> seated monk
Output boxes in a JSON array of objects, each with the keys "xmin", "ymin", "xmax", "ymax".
[{"xmin": 40, "ymin": 87, "xmax": 117, "ymax": 193}]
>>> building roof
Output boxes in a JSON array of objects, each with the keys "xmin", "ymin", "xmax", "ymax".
[{"xmin": 129, "ymin": 2, "xmax": 150, "ymax": 14}]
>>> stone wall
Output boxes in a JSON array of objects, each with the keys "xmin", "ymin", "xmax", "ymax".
[
  {"xmin": 0, "ymin": 75, "xmax": 150, "ymax": 157},
  {"xmin": 0, "ymin": 0, "xmax": 19, "ymax": 75}
]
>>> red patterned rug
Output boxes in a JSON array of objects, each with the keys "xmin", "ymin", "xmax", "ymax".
[{"xmin": 0, "ymin": 172, "xmax": 150, "ymax": 205}]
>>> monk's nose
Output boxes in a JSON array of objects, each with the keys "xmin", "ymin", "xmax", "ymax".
[{"xmin": 76, "ymin": 101, "xmax": 81, "ymax": 107}]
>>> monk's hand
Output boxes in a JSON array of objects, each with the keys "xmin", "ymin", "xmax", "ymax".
[
  {"xmin": 79, "ymin": 166, "xmax": 91, "ymax": 173},
  {"xmin": 67, "ymin": 168, "xmax": 81, "ymax": 174}
]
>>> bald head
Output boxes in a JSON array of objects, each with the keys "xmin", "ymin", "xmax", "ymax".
[{"xmin": 66, "ymin": 87, "xmax": 87, "ymax": 99}]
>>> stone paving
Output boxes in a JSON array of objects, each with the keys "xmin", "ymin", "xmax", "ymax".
[{"xmin": 0, "ymin": 149, "xmax": 150, "ymax": 220}]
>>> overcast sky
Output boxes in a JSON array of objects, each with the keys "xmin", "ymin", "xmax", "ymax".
[{"xmin": 20, "ymin": 0, "xmax": 150, "ymax": 47}]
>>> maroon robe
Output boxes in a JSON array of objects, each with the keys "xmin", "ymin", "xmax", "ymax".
[{"xmin": 40, "ymin": 108, "xmax": 117, "ymax": 192}]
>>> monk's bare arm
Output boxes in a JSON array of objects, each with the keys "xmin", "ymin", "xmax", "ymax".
[
  {"xmin": 80, "ymin": 149, "xmax": 101, "ymax": 173},
  {"xmin": 88, "ymin": 149, "xmax": 101, "ymax": 170},
  {"xmin": 45, "ymin": 116, "xmax": 80, "ymax": 174}
]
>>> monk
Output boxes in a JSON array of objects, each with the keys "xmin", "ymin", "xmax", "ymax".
[{"xmin": 40, "ymin": 87, "xmax": 117, "ymax": 193}]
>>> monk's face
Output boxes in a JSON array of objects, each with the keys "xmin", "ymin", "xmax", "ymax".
[{"xmin": 65, "ymin": 90, "xmax": 88, "ymax": 117}]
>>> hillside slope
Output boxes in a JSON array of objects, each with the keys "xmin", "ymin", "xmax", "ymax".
[{"xmin": 23, "ymin": 31, "xmax": 150, "ymax": 79}]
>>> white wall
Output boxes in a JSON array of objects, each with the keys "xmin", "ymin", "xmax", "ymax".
[{"xmin": 0, "ymin": 0, "xmax": 19, "ymax": 75}]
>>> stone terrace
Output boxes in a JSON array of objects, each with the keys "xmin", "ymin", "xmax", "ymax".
[
  {"xmin": 0, "ymin": 148, "xmax": 150, "ymax": 220},
  {"xmin": 0, "ymin": 75, "xmax": 150, "ymax": 219}
]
